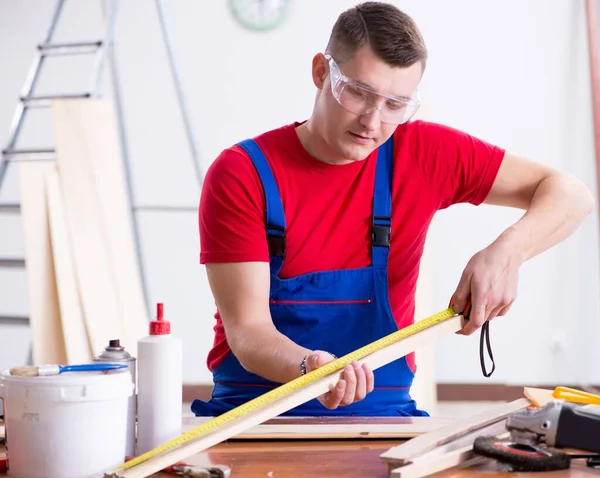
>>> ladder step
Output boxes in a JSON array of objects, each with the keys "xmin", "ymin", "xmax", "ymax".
[
  {"xmin": 21, "ymin": 93, "xmax": 92, "ymax": 108},
  {"xmin": 2, "ymin": 148, "xmax": 56, "ymax": 162},
  {"xmin": 0, "ymin": 315, "xmax": 29, "ymax": 326},
  {"xmin": 38, "ymin": 41, "xmax": 102, "ymax": 56},
  {"xmin": 0, "ymin": 203, "xmax": 20, "ymax": 214},
  {"xmin": 0, "ymin": 258, "xmax": 25, "ymax": 268}
]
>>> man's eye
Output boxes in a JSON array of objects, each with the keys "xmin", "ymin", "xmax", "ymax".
[
  {"xmin": 346, "ymin": 86, "xmax": 366, "ymax": 98},
  {"xmin": 386, "ymin": 101, "xmax": 406, "ymax": 111}
]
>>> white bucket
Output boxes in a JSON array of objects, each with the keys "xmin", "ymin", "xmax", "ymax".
[{"xmin": 0, "ymin": 368, "xmax": 134, "ymax": 478}]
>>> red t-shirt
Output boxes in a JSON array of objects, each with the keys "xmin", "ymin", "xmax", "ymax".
[{"xmin": 199, "ymin": 120, "xmax": 505, "ymax": 373}]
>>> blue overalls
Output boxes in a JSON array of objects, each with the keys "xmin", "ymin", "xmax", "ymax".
[{"xmin": 191, "ymin": 135, "xmax": 428, "ymax": 417}]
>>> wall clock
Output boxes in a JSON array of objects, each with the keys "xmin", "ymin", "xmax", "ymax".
[{"xmin": 228, "ymin": 0, "xmax": 292, "ymax": 32}]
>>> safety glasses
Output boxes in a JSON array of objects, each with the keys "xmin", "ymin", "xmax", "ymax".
[{"xmin": 325, "ymin": 54, "xmax": 420, "ymax": 125}]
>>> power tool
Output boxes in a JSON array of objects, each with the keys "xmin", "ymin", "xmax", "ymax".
[{"xmin": 473, "ymin": 399, "xmax": 600, "ymax": 471}]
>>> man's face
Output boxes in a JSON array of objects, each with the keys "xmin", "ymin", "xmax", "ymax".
[{"xmin": 313, "ymin": 45, "xmax": 422, "ymax": 164}]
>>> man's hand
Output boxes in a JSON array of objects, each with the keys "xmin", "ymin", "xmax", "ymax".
[
  {"xmin": 305, "ymin": 351, "xmax": 375, "ymax": 409},
  {"xmin": 450, "ymin": 241, "xmax": 521, "ymax": 336}
]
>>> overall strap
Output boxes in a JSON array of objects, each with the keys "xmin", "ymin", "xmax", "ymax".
[
  {"xmin": 237, "ymin": 139, "xmax": 285, "ymax": 276},
  {"xmin": 372, "ymin": 135, "xmax": 394, "ymax": 268}
]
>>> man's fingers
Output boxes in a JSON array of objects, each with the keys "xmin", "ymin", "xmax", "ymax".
[
  {"xmin": 497, "ymin": 303, "xmax": 513, "ymax": 316},
  {"xmin": 339, "ymin": 365, "xmax": 357, "ymax": 406},
  {"xmin": 323, "ymin": 380, "xmax": 346, "ymax": 409},
  {"xmin": 318, "ymin": 363, "xmax": 376, "ymax": 410},
  {"xmin": 352, "ymin": 362, "xmax": 367, "ymax": 402},
  {"xmin": 458, "ymin": 297, "xmax": 486, "ymax": 335},
  {"xmin": 450, "ymin": 275, "xmax": 471, "ymax": 314},
  {"xmin": 364, "ymin": 364, "xmax": 374, "ymax": 393}
]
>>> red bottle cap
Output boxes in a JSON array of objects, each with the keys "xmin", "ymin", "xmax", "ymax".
[{"xmin": 149, "ymin": 302, "xmax": 171, "ymax": 335}]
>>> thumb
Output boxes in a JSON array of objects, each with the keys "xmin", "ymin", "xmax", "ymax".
[
  {"xmin": 307, "ymin": 351, "xmax": 325, "ymax": 372},
  {"xmin": 307, "ymin": 351, "xmax": 334, "ymax": 373},
  {"xmin": 450, "ymin": 274, "xmax": 471, "ymax": 314}
]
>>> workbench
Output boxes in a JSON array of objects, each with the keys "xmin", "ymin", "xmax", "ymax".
[
  {"xmin": 147, "ymin": 437, "xmax": 599, "ymax": 477},
  {"xmin": 2, "ymin": 420, "xmax": 600, "ymax": 477}
]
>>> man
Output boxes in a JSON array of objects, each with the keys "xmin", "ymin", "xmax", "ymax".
[{"xmin": 193, "ymin": 2, "xmax": 593, "ymax": 417}]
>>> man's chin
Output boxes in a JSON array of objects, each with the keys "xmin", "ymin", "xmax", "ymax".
[{"xmin": 338, "ymin": 143, "xmax": 377, "ymax": 163}]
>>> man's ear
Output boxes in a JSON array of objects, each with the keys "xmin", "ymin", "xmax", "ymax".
[{"xmin": 311, "ymin": 53, "xmax": 328, "ymax": 89}]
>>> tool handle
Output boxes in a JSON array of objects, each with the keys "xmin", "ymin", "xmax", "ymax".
[
  {"xmin": 60, "ymin": 363, "xmax": 128, "ymax": 373},
  {"xmin": 553, "ymin": 386, "xmax": 600, "ymax": 405},
  {"xmin": 555, "ymin": 402, "xmax": 600, "ymax": 453}
]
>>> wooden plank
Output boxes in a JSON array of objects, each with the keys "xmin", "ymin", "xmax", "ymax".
[
  {"xmin": 182, "ymin": 416, "xmax": 456, "ymax": 440},
  {"xmin": 388, "ymin": 420, "xmax": 507, "ymax": 477},
  {"xmin": 523, "ymin": 387, "xmax": 554, "ymax": 408},
  {"xmin": 105, "ymin": 314, "xmax": 465, "ymax": 478},
  {"xmin": 379, "ymin": 398, "xmax": 531, "ymax": 466},
  {"xmin": 50, "ymin": 99, "xmax": 147, "ymax": 355},
  {"xmin": 69, "ymin": 99, "xmax": 149, "ymax": 350},
  {"xmin": 18, "ymin": 163, "xmax": 67, "ymax": 365},
  {"xmin": 45, "ymin": 167, "xmax": 92, "ymax": 363},
  {"xmin": 390, "ymin": 444, "xmax": 481, "ymax": 478}
]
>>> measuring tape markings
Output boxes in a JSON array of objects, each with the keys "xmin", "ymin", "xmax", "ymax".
[{"xmin": 109, "ymin": 306, "xmax": 459, "ymax": 475}]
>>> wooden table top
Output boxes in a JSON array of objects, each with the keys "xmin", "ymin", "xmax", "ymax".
[
  {"xmin": 2, "ymin": 418, "xmax": 600, "ymax": 477},
  {"xmin": 150, "ymin": 439, "xmax": 600, "ymax": 478}
]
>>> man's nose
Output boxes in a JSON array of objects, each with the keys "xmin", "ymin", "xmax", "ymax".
[{"xmin": 359, "ymin": 107, "xmax": 381, "ymax": 131}]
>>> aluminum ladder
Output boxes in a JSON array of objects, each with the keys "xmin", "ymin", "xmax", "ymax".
[{"xmin": 0, "ymin": 0, "xmax": 203, "ymax": 338}]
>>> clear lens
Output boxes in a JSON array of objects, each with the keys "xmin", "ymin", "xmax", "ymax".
[
  {"xmin": 328, "ymin": 56, "xmax": 419, "ymax": 125},
  {"xmin": 337, "ymin": 84, "xmax": 419, "ymax": 124}
]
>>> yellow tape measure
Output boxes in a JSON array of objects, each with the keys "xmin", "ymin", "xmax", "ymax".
[{"xmin": 114, "ymin": 306, "xmax": 458, "ymax": 473}]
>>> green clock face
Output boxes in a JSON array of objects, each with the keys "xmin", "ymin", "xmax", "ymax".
[{"xmin": 228, "ymin": 0, "xmax": 292, "ymax": 32}]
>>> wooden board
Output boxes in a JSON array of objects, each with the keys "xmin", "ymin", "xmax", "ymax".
[
  {"xmin": 389, "ymin": 424, "xmax": 508, "ymax": 477},
  {"xmin": 380, "ymin": 398, "xmax": 531, "ymax": 467},
  {"xmin": 390, "ymin": 443, "xmax": 484, "ymax": 478},
  {"xmin": 45, "ymin": 167, "xmax": 92, "ymax": 363},
  {"xmin": 523, "ymin": 387, "xmax": 554, "ymax": 407},
  {"xmin": 18, "ymin": 162, "xmax": 67, "ymax": 365},
  {"xmin": 105, "ymin": 314, "xmax": 465, "ymax": 477},
  {"xmin": 51, "ymin": 98, "xmax": 148, "ymax": 355},
  {"xmin": 182, "ymin": 416, "xmax": 456, "ymax": 440},
  {"xmin": 69, "ymin": 99, "xmax": 149, "ymax": 351}
]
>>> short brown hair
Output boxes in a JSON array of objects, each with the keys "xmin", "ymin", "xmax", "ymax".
[{"xmin": 325, "ymin": 2, "xmax": 427, "ymax": 71}]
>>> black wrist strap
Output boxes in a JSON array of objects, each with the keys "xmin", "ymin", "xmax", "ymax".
[
  {"xmin": 479, "ymin": 321, "xmax": 495, "ymax": 377},
  {"xmin": 458, "ymin": 299, "xmax": 496, "ymax": 378}
]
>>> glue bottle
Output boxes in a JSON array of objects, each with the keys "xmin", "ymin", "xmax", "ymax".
[{"xmin": 137, "ymin": 302, "xmax": 183, "ymax": 454}]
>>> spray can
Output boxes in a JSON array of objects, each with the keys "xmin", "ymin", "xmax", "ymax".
[{"xmin": 93, "ymin": 339, "xmax": 137, "ymax": 457}]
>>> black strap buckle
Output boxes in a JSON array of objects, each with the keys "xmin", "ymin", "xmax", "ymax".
[
  {"xmin": 266, "ymin": 225, "xmax": 285, "ymax": 257},
  {"xmin": 372, "ymin": 224, "xmax": 391, "ymax": 247}
]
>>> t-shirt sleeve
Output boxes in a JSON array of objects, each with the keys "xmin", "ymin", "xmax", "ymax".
[
  {"xmin": 198, "ymin": 145, "xmax": 269, "ymax": 264},
  {"xmin": 409, "ymin": 121, "xmax": 505, "ymax": 210}
]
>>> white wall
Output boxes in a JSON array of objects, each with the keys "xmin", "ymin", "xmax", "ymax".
[{"xmin": 0, "ymin": 0, "xmax": 597, "ymax": 387}]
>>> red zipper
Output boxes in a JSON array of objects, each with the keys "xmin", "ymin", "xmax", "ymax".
[{"xmin": 269, "ymin": 299, "xmax": 373, "ymax": 305}]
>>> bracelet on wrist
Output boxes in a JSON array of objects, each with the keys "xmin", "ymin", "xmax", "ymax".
[{"xmin": 300, "ymin": 355, "xmax": 308, "ymax": 375}]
